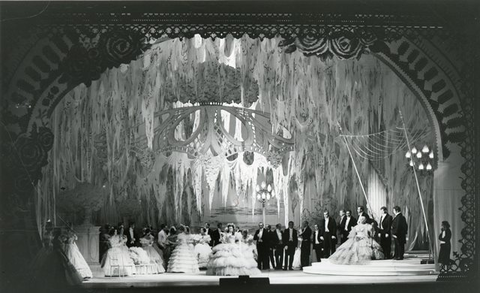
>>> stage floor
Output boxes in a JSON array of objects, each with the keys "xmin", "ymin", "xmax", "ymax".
[{"xmin": 83, "ymin": 266, "xmax": 438, "ymax": 288}]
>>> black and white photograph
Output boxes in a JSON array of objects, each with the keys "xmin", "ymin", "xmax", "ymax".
[{"xmin": 0, "ymin": 1, "xmax": 478, "ymax": 293}]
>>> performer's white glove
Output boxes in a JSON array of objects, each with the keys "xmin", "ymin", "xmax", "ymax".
[
  {"xmin": 332, "ymin": 236, "xmax": 336, "ymax": 239},
  {"xmin": 393, "ymin": 235, "xmax": 397, "ymax": 238},
  {"xmin": 385, "ymin": 234, "xmax": 389, "ymax": 238},
  {"xmin": 320, "ymin": 236, "xmax": 324, "ymax": 240},
  {"xmin": 378, "ymin": 233, "xmax": 381, "ymax": 237},
  {"xmin": 440, "ymin": 241, "xmax": 445, "ymax": 244}
]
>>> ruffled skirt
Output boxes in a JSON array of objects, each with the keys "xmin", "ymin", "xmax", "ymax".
[
  {"xmin": 329, "ymin": 236, "xmax": 384, "ymax": 265},
  {"xmin": 194, "ymin": 243, "xmax": 212, "ymax": 268},
  {"xmin": 167, "ymin": 243, "xmax": 199, "ymax": 273},
  {"xmin": 206, "ymin": 243, "xmax": 261, "ymax": 276},
  {"xmin": 142, "ymin": 246, "xmax": 165, "ymax": 273},
  {"xmin": 102, "ymin": 247, "xmax": 136, "ymax": 276}
]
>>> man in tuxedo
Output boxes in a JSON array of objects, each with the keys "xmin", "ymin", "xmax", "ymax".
[
  {"xmin": 126, "ymin": 222, "xmax": 139, "ymax": 247},
  {"xmin": 377, "ymin": 206, "xmax": 393, "ymax": 259},
  {"xmin": 299, "ymin": 221, "xmax": 312, "ymax": 269},
  {"xmin": 211, "ymin": 222, "xmax": 223, "ymax": 246},
  {"xmin": 283, "ymin": 221, "xmax": 297, "ymax": 270},
  {"xmin": 205, "ymin": 223, "xmax": 214, "ymax": 246},
  {"xmin": 254, "ymin": 222, "xmax": 269, "ymax": 270},
  {"xmin": 341, "ymin": 210, "xmax": 357, "ymax": 243},
  {"xmin": 273, "ymin": 223, "xmax": 284, "ymax": 270},
  {"xmin": 357, "ymin": 206, "xmax": 372, "ymax": 224},
  {"xmin": 320, "ymin": 211, "xmax": 337, "ymax": 257},
  {"xmin": 266, "ymin": 225, "xmax": 276, "ymax": 269},
  {"xmin": 312, "ymin": 224, "xmax": 324, "ymax": 262},
  {"xmin": 391, "ymin": 206, "xmax": 408, "ymax": 260},
  {"xmin": 337, "ymin": 209, "xmax": 346, "ymax": 240}
]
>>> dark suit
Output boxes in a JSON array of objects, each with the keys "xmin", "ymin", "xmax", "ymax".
[
  {"xmin": 283, "ymin": 228, "xmax": 298, "ymax": 269},
  {"xmin": 273, "ymin": 229, "xmax": 284, "ymax": 269},
  {"xmin": 206, "ymin": 228, "xmax": 214, "ymax": 246},
  {"xmin": 312, "ymin": 229, "xmax": 324, "ymax": 262},
  {"xmin": 341, "ymin": 216, "xmax": 357, "ymax": 243},
  {"xmin": 126, "ymin": 227, "xmax": 139, "ymax": 247},
  {"xmin": 391, "ymin": 213, "xmax": 408, "ymax": 259},
  {"xmin": 211, "ymin": 229, "xmax": 221, "ymax": 246},
  {"xmin": 266, "ymin": 230, "xmax": 276, "ymax": 268},
  {"xmin": 320, "ymin": 217, "xmax": 337, "ymax": 257},
  {"xmin": 300, "ymin": 226, "xmax": 312, "ymax": 268},
  {"xmin": 254, "ymin": 228, "xmax": 269, "ymax": 269},
  {"xmin": 378, "ymin": 213, "xmax": 393, "ymax": 258}
]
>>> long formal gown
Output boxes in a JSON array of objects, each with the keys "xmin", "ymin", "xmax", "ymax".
[
  {"xmin": 328, "ymin": 223, "xmax": 384, "ymax": 265},
  {"xmin": 140, "ymin": 234, "xmax": 165, "ymax": 273},
  {"xmin": 167, "ymin": 233, "xmax": 199, "ymax": 273},
  {"xmin": 206, "ymin": 233, "xmax": 261, "ymax": 276},
  {"xmin": 64, "ymin": 232, "xmax": 93, "ymax": 279},
  {"xmin": 292, "ymin": 238, "xmax": 302, "ymax": 269},
  {"xmin": 194, "ymin": 234, "xmax": 212, "ymax": 269},
  {"xmin": 101, "ymin": 235, "xmax": 136, "ymax": 276},
  {"xmin": 31, "ymin": 230, "xmax": 83, "ymax": 290}
]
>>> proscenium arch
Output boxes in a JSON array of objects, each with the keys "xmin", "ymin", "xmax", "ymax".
[{"xmin": 0, "ymin": 14, "xmax": 474, "ymax": 280}]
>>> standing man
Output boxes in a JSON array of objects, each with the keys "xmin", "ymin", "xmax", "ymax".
[
  {"xmin": 254, "ymin": 222, "xmax": 269, "ymax": 270},
  {"xmin": 312, "ymin": 224, "xmax": 323, "ymax": 262},
  {"xmin": 266, "ymin": 225, "xmax": 276, "ymax": 269},
  {"xmin": 338, "ymin": 209, "xmax": 346, "ymax": 240},
  {"xmin": 357, "ymin": 206, "xmax": 372, "ymax": 224},
  {"xmin": 126, "ymin": 222, "xmax": 138, "ymax": 247},
  {"xmin": 378, "ymin": 206, "xmax": 393, "ymax": 259},
  {"xmin": 391, "ymin": 206, "xmax": 408, "ymax": 260},
  {"xmin": 299, "ymin": 221, "xmax": 312, "ymax": 269},
  {"xmin": 211, "ymin": 222, "xmax": 223, "ymax": 246},
  {"xmin": 274, "ymin": 223, "xmax": 284, "ymax": 270},
  {"xmin": 157, "ymin": 224, "xmax": 168, "ymax": 267},
  {"xmin": 320, "ymin": 211, "xmax": 337, "ymax": 257},
  {"xmin": 283, "ymin": 221, "xmax": 297, "ymax": 270},
  {"xmin": 341, "ymin": 210, "xmax": 357, "ymax": 243},
  {"xmin": 205, "ymin": 223, "xmax": 213, "ymax": 246}
]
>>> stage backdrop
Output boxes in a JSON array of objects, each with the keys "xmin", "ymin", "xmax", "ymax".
[{"xmin": 37, "ymin": 36, "xmax": 436, "ymax": 249}]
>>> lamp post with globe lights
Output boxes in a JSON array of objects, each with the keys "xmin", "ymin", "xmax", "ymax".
[
  {"xmin": 256, "ymin": 181, "xmax": 275, "ymax": 224},
  {"xmin": 405, "ymin": 144, "xmax": 435, "ymax": 174}
]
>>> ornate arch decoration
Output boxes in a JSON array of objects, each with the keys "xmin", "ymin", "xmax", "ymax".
[{"xmin": 0, "ymin": 2, "xmax": 475, "ymax": 281}]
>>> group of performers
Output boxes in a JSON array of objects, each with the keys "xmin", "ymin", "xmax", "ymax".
[{"xmin": 30, "ymin": 204, "xmax": 452, "ymax": 287}]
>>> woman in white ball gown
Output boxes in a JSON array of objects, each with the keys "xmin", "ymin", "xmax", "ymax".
[
  {"xmin": 101, "ymin": 227, "xmax": 136, "ymax": 276},
  {"xmin": 63, "ymin": 225, "xmax": 93, "ymax": 279},
  {"xmin": 329, "ymin": 216, "xmax": 384, "ymax": 265},
  {"xmin": 292, "ymin": 235, "xmax": 302, "ymax": 270},
  {"xmin": 167, "ymin": 225, "xmax": 199, "ymax": 273},
  {"xmin": 206, "ymin": 224, "xmax": 261, "ymax": 276},
  {"xmin": 194, "ymin": 228, "xmax": 212, "ymax": 269},
  {"xmin": 139, "ymin": 229, "xmax": 165, "ymax": 274}
]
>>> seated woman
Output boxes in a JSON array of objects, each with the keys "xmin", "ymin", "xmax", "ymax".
[
  {"xmin": 329, "ymin": 216, "xmax": 384, "ymax": 265},
  {"xmin": 206, "ymin": 224, "xmax": 261, "ymax": 276}
]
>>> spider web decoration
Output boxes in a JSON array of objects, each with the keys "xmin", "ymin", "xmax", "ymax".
[{"xmin": 340, "ymin": 127, "xmax": 431, "ymax": 161}]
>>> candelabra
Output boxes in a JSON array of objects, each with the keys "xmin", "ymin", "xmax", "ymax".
[
  {"xmin": 256, "ymin": 181, "xmax": 275, "ymax": 224},
  {"xmin": 405, "ymin": 145, "xmax": 435, "ymax": 174}
]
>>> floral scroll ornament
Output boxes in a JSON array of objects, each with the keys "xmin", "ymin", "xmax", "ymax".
[{"xmin": 279, "ymin": 28, "xmax": 394, "ymax": 60}]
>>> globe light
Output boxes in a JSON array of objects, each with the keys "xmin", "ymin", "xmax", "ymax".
[
  {"xmin": 429, "ymin": 151, "xmax": 434, "ymax": 159},
  {"xmin": 262, "ymin": 192, "xmax": 266, "ymax": 199},
  {"xmin": 411, "ymin": 147, "xmax": 418, "ymax": 154},
  {"xmin": 418, "ymin": 163, "xmax": 425, "ymax": 170},
  {"xmin": 257, "ymin": 193, "xmax": 260, "ymax": 200},
  {"xmin": 261, "ymin": 181, "xmax": 267, "ymax": 189},
  {"xmin": 271, "ymin": 190, "xmax": 275, "ymax": 198},
  {"xmin": 267, "ymin": 194, "xmax": 271, "ymax": 200},
  {"xmin": 405, "ymin": 151, "xmax": 411, "ymax": 159},
  {"xmin": 409, "ymin": 160, "xmax": 414, "ymax": 167},
  {"xmin": 256, "ymin": 185, "xmax": 260, "ymax": 192},
  {"xmin": 426, "ymin": 163, "xmax": 433, "ymax": 170},
  {"xmin": 422, "ymin": 145, "xmax": 429, "ymax": 153},
  {"xmin": 267, "ymin": 184, "xmax": 272, "ymax": 192},
  {"xmin": 416, "ymin": 152, "xmax": 422, "ymax": 159}
]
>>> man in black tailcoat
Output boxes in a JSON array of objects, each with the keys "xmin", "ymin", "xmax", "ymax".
[
  {"xmin": 282, "ymin": 221, "xmax": 297, "ymax": 270},
  {"xmin": 312, "ymin": 224, "xmax": 323, "ymax": 262},
  {"xmin": 378, "ymin": 206, "xmax": 393, "ymax": 259},
  {"xmin": 211, "ymin": 222, "xmax": 223, "ymax": 246},
  {"xmin": 391, "ymin": 206, "xmax": 408, "ymax": 260},
  {"xmin": 273, "ymin": 223, "xmax": 284, "ymax": 269},
  {"xmin": 357, "ymin": 206, "xmax": 373, "ymax": 224},
  {"xmin": 205, "ymin": 223, "xmax": 214, "ymax": 246},
  {"xmin": 299, "ymin": 221, "xmax": 312, "ymax": 269},
  {"xmin": 341, "ymin": 210, "xmax": 357, "ymax": 243},
  {"xmin": 126, "ymin": 222, "xmax": 139, "ymax": 247},
  {"xmin": 320, "ymin": 211, "xmax": 337, "ymax": 257},
  {"xmin": 254, "ymin": 222, "xmax": 269, "ymax": 270}
]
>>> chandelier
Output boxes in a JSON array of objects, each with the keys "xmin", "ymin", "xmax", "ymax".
[
  {"xmin": 132, "ymin": 104, "xmax": 294, "ymax": 166},
  {"xmin": 405, "ymin": 144, "xmax": 434, "ymax": 173}
]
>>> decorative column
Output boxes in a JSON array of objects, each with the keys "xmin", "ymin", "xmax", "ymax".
[{"xmin": 75, "ymin": 225, "xmax": 101, "ymax": 264}]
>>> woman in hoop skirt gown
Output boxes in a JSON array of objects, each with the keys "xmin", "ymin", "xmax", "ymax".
[
  {"xmin": 329, "ymin": 216, "xmax": 384, "ymax": 265},
  {"xmin": 206, "ymin": 224, "xmax": 261, "ymax": 276},
  {"xmin": 63, "ymin": 224, "xmax": 93, "ymax": 279},
  {"xmin": 140, "ymin": 228, "xmax": 165, "ymax": 273},
  {"xmin": 194, "ymin": 228, "xmax": 212, "ymax": 269},
  {"xmin": 167, "ymin": 225, "xmax": 199, "ymax": 273},
  {"xmin": 101, "ymin": 227, "xmax": 136, "ymax": 276},
  {"xmin": 30, "ymin": 222, "xmax": 83, "ymax": 291}
]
